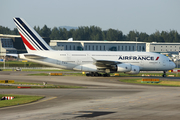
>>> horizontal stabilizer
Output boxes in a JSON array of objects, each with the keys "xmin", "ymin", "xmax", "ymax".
[{"xmin": 24, "ymin": 54, "xmax": 47, "ymax": 59}]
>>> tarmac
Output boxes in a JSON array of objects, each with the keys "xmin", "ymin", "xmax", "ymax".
[{"xmin": 0, "ymin": 71, "xmax": 180, "ymax": 120}]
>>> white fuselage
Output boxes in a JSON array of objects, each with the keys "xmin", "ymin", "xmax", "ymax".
[{"xmin": 19, "ymin": 50, "xmax": 175, "ymax": 72}]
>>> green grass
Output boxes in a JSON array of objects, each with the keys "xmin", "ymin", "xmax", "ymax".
[
  {"xmin": 1, "ymin": 69, "xmax": 72, "ymax": 72},
  {"xmin": 0, "ymin": 61, "xmax": 49, "ymax": 67},
  {"xmin": 0, "ymin": 81, "xmax": 84, "ymax": 89},
  {"xmin": 22, "ymin": 69, "xmax": 72, "ymax": 72},
  {"xmin": 27, "ymin": 72, "xmax": 86, "ymax": 76},
  {"xmin": 28, "ymin": 73, "xmax": 49, "ymax": 76},
  {"xmin": 0, "ymin": 94, "xmax": 44, "ymax": 108},
  {"xmin": 64, "ymin": 73, "xmax": 86, "ymax": 76},
  {"xmin": 119, "ymin": 78, "xmax": 141, "ymax": 83},
  {"xmin": 13, "ymin": 81, "xmax": 42, "ymax": 85},
  {"xmin": 138, "ymin": 73, "xmax": 177, "ymax": 77},
  {"xmin": 119, "ymin": 78, "xmax": 180, "ymax": 87},
  {"xmin": 0, "ymin": 69, "xmax": 13, "ymax": 71},
  {"xmin": 0, "ymin": 86, "xmax": 20, "ymax": 89},
  {"xmin": 114, "ymin": 72, "xmax": 180, "ymax": 77},
  {"xmin": 0, "ymin": 85, "xmax": 83, "ymax": 89}
]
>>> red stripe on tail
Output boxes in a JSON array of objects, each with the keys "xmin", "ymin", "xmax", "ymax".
[{"xmin": 19, "ymin": 33, "xmax": 36, "ymax": 50}]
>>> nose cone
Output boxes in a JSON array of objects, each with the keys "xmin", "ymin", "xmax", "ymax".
[{"xmin": 170, "ymin": 62, "xmax": 176, "ymax": 69}]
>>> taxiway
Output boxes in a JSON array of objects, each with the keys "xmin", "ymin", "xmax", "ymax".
[{"xmin": 0, "ymin": 71, "xmax": 180, "ymax": 120}]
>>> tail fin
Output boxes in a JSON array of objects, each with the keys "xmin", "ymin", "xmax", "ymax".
[{"xmin": 13, "ymin": 17, "xmax": 52, "ymax": 53}]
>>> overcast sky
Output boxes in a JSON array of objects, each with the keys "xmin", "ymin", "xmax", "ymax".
[{"xmin": 1, "ymin": 0, "xmax": 180, "ymax": 35}]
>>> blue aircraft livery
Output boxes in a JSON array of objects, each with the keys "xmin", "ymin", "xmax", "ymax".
[{"xmin": 118, "ymin": 56, "xmax": 159, "ymax": 61}]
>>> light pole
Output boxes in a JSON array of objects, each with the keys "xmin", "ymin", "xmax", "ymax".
[
  {"xmin": 177, "ymin": 51, "xmax": 180, "ymax": 77},
  {"xmin": 3, "ymin": 55, "xmax": 5, "ymax": 69}
]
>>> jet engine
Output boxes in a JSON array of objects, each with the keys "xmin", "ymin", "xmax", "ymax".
[
  {"xmin": 116, "ymin": 63, "xmax": 132, "ymax": 72},
  {"xmin": 125, "ymin": 65, "xmax": 140, "ymax": 74}
]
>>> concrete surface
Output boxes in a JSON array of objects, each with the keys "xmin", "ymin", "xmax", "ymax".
[{"xmin": 0, "ymin": 71, "xmax": 180, "ymax": 120}]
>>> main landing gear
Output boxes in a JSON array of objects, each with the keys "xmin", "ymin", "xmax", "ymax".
[
  {"xmin": 162, "ymin": 71, "xmax": 167, "ymax": 77},
  {"xmin": 86, "ymin": 72, "xmax": 110, "ymax": 77}
]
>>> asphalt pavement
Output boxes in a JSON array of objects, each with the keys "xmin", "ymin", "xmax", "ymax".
[{"xmin": 0, "ymin": 71, "xmax": 180, "ymax": 120}]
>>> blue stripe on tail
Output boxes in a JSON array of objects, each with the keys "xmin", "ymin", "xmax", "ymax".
[
  {"xmin": 16, "ymin": 18, "xmax": 49, "ymax": 50},
  {"xmin": 13, "ymin": 19, "xmax": 41, "ymax": 50}
]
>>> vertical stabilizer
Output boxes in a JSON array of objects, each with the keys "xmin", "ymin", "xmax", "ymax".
[{"xmin": 13, "ymin": 17, "xmax": 52, "ymax": 53}]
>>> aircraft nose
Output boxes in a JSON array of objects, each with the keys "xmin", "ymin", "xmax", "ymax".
[{"xmin": 171, "ymin": 62, "xmax": 176, "ymax": 69}]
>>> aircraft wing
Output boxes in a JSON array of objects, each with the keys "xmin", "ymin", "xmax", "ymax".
[
  {"xmin": 6, "ymin": 54, "xmax": 18, "ymax": 58},
  {"xmin": 92, "ymin": 58, "xmax": 122, "ymax": 67}
]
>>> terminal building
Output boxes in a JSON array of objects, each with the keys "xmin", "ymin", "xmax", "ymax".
[
  {"xmin": 50, "ymin": 40, "xmax": 146, "ymax": 52},
  {"xmin": 0, "ymin": 34, "xmax": 50, "ymax": 54},
  {"xmin": 0, "ymin": 34, "xmax": 180, "ymax": 55},
  {"xmin": 0, "ymin": 38, "xmax": 17, "ymax": 54},
  {"xmin": 146, "ymin": 42, "xmax": 180, "ymax": 53},
  {"xmin": 49, "ymin": 40, "xmax": 180, "ymax": 54}
]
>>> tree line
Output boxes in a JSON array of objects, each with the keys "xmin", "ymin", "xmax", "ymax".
[{"xmin": 0, "ymin": 25, "xmax": 180, "ymax": 42}]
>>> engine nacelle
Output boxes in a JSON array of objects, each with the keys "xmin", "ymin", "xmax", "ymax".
[
  {"xmin": 73, "ymin": 64, "xmax": 98, "ymax": 72},
  {"xmin": 116, "ymin": 63, "xmax": 132, "ymax": 72},
  {"xmin": 125, "ymin": 65, "xmax": 140, "ymax": 74}
]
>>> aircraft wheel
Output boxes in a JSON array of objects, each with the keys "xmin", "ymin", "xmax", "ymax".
[
  {"xmin": 162, "ymin": 74, "xmax": 166, "ymax": 77},
  {"xmin": 94, "ymin": 72, "xmax": 99, "ymax": 77},
  {"xmin": 91, "ymin": 73, "xmax": 94, "ymax": 77},
  {"xmin": 103, "ymin": 73, "xmax": 110, "ymax": 77},
  {"xmin": 98, "ymin": 73, "xmax": 102, "ymax": 76},
  {"xmin": 86, "ymin": 73, "xmax": 90, "ymax": 76},
  {"xmin": 162, "ymin": 71, "xmax": 166, "ymax": 77},
  {"xmin": 103, "ymin": 74, "xmax": 105, "ymax": 77}
]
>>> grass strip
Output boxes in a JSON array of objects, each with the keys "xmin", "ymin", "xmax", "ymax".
[
  {"xmin": 0, "ymin": 85, "xmax": 84, "ymax": 89},
  {"xmin": 64, "ymin": 73, "xmax": 86, "ymax": 76},
  {"xmin": 1, "ymin": 68, "xmax": 180, "ymax": 77},
  {"xmin": 13, "ymin": 81, "xmax": 42, "ymax": 85},
  {"xmin": 115, "ymin": 73, "xmax": 179, "ymax": 77},
  {"xmin": 0, "ymin": 81, "xmax": 84, "ymax": 89},
  {"xmin": 22, "ymin": 69, "xmax": 72, "ymax": 72},
  {"xmin": 0, "ymin": 94, "xmax": 44, "ymax": 108},
  {"xmin": 1, "ymin": 69, "xmax": 72, "ymax": 72},
  {"xmin": 119, "ymin": 79, "xmax": 180, "ymax": 87},
  {"xmin": 28, "ymin": 73, "xmax": 86, "ymax": 76},
  {"xmin": 28, "ymin": 73, "xmax": 49, "ymax": 76}
]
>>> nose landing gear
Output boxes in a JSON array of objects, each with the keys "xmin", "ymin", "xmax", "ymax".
[{"xmin": 162, "ymin": 71, "xmax": 166, "ymax": 77}]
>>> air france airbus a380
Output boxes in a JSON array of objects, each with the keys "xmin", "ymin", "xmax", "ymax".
[{"xmin": 13, "ymin": 17, "xmax": 176, "ymax": 77}]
